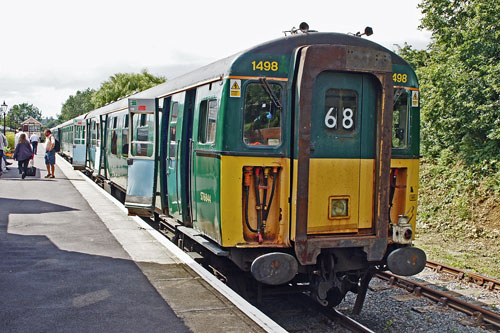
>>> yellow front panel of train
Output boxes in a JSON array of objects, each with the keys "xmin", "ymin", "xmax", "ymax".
[{"xmin": 307, "ymin": 158, "xmax": 374, "ymax": 234}]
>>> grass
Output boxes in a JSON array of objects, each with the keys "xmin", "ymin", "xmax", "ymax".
[{"xmin": 415, "ymin": 159, "xmax": 500, "ymax": 279}]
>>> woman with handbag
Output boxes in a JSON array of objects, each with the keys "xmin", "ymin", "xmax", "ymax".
[{"xmin": 13, "ymin": 133, "xmax": 33, "ymax": 179}]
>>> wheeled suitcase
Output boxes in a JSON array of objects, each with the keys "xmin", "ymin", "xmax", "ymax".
[{"xmin": 26, "ymin": 160, "xmax": 36, "ymax": 177}]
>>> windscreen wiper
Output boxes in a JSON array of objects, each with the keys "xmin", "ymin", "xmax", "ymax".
[
  {"xmin": 260, "ymin": 78, "xmax": 282, "ymax": 109},
  {"xmin": 393, "ymin": 88, "xmax": 405, "ymax": 107}
]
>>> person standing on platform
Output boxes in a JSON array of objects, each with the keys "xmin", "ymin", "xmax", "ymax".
[
  {"xmin": 15, "ymin": 128, "xmax": 27, "ymax": 174},
  {"xmin": 44, "ymin": 129, "xmax": 56, "ymax": 178},
  {"xmin": 0, "ymin": 132, "xmax": 8, "ymax": 177},
  {"xmin": 15, "ymin": 127, "xmax": 27, "ymax": 148},
  {"xmin": 13, "ymin": 133, "xmax": 33, "ymax": 179},
  {"xmin": 30, "ymin": 132, "xmax": 40, "ymax": 155}
]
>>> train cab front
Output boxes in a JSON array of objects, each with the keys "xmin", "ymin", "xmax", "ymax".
[
  {"xmin": 288, "ymin": 42, "xmax": 425, "ymax": 307},
  {"xmin": 219, "ymin": 32, "xmax": 425, "ymax": 311}
]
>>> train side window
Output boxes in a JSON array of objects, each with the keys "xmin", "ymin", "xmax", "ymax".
[
  {"xmin": 324, "ymin": 89, "xmax": 358, "ymax": 133},
  {"xmin": 90, "ymin": 120, "xmax": 97, "ymax": 147},
  {"xmin": 393, "ymin": 88, "xmax": 409, "ymax": 149},
  {"xmin": 199, "ymin": 99, "xmax": 218, "ymax": 144},
  {"xmin": 109, "ymin": 117, "xmax": 117, "ymax": 155},
  {"xmin": 168, "ymin": 103, "xmax": 178, "ymax": 168},
  {"xmin": 122, "ymin": 115, "xmax": 129, "ymax": 156},
  {"xmin": 243, "ymin": 82, "xmax": 282, "ymax": 146},
  {"xmin": 97, "ymin": 123, "xmax": 100, "ymax": 145},
  {"xmin": 111, "ymin": 131, "xmax": 118, "ymax": 155},
  {"xmin": 131, "ymin": 113, "xmax": 154, "ymax": 157},
  {"xmin": 171, "ymin": 102, "xmax": 178, "ymax": 122}
]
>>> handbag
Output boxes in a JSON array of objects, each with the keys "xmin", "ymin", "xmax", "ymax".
[{"xmin": 26, "ymin": 159, "xmax": 37, "ymax": 177}]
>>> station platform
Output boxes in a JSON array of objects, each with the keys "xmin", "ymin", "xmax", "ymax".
[{"xmin": 0, "ymin": 152, "xmax": 284, "ymax": 332}]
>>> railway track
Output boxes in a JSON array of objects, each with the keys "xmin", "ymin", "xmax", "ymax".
[
  {"xmin": 375, "ymin": 271, "xmax": 500, "ymax": 330},
  {"xmin": 318, "ymin": 307, "xmax": 375, "ymax": 333},
  {"xmin": 426, "ymin": 260, "xmax": 500, "ymax": 292}
]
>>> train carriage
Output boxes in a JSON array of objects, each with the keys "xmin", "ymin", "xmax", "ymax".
[
  {"xmin": 54, "ymin": 114, "xmax": 87, "ymax": 169},
  {"xmin": 56, "ymin": 27, "xmax": 425, "ymax": 311}
]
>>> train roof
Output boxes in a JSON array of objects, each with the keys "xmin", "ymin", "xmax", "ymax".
[
  {"xmin": 54, "ymin": 113, "xmax": 88, "ymax": 129},
  {"xmin": 86, "ymin": 32, "xmax": 410, "ymax": 118}
]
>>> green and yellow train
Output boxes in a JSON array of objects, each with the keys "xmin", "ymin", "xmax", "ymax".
[{"xmin": 55, "ymin": 26, "xmax": 425, "ymax": 309}]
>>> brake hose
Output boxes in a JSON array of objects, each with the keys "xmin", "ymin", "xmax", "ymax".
[
  {"xmin": 263, "ymin": 167, "xmax": 279, "ymax": 222},
  {"xmin": 243, "ymin": 167, "xmax": 258, "ymax": 233}
]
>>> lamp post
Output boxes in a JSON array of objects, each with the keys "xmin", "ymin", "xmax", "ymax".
[{"xmin": 1, "ymin": 101, "xmax": 8, "ymax": 135}]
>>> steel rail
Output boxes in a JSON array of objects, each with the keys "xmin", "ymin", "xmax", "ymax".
[
  {"xmin": 328, "ymin": 309, "xmax": 376, "ymax": 333},
  {"xmin": 295, "ymin": 294, "xmax": 375, "ymax": 333},
  {"xmin": 426, "ymin": 260, "xmax": 500, "ymax": 292},
  {"xmin": 376, "ymin": 271, "xmax": 500, "ymax": 329}
]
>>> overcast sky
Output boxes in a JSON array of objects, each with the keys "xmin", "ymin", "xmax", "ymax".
[{"xmin": 0, "ymin": 0, "xmax": 430, "ymax": 119}]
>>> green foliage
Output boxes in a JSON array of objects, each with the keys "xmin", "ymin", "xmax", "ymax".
[
  {"xmin": 59, "ymin": 88, "xmax": 95, "ymax": 123},
  {"xmin": 400, "ymin": 0, "xmax": 500, "ymax": 168},
  {"xmin": 91, "ymin": 69, "xmax": 166, "ymax": 108},
  {"xmin": 417, "ymin": 158, "xmax": 500, "ymax": 239},
  {"xmin": 6, "ymin": 132, "xmax": 15, "ymax": 150},
  {"xmin": 400, "ymin": 1, "xmax": 500, "ymax": 242},
  {"xmin": 395, "ymin": 43, "xmax": 430, "ymax": 71},
  {"xmin": 7, "ymin": 103, "xmax": 42, "ymax": 130},
  {"xmin": 405, "ymin": 1, "xmax": 500, "ymax": 242}
]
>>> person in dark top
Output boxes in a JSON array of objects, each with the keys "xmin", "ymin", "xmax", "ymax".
[{"xmin": 13, "ymin": 133, "xmax": 33, "ymax": 179}]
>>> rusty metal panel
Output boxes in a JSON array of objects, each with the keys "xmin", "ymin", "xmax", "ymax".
[
  {"xmin": 346, "ymin": 46, "xmax": 392, "ymax": 72},
  {"xmin": 294, "ymin": 44, "xmax": 393, "ymax": 266}
]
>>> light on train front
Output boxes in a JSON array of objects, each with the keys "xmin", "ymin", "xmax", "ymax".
[{"xmin": 329, "ymin": 197, "xmax": 349, "ymax": 218}]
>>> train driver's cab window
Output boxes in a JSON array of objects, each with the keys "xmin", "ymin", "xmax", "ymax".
[
  {"xmin": 243, "ymin": 81, "xmax": 282, "ymax": 146},
  {"xmin": 199, "ymin": 99, "xmax": 218, "ymax": 144},
  {"xmin": 324, "ymin": 89, "xmax": 358, "ymax": 133},
  {"xmin": 393, "ymin": 88, "xmax": 409, "ymax": 149},
  {"xmin": 131, "ymin": 112, "xmax": 154, "ymax": 157}
]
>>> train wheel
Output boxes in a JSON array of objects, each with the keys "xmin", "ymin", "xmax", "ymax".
[{"xmin": 326, "ymin": 287, "xmax": 344, "ymax": 307}]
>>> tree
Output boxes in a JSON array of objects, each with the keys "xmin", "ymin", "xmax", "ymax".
[
  {"xmin": 7, "ymin": 103, "xmax": 42, "ymax": 130},
  {"xmin": 42, "ymin": 117, "xmax": 59, "ymax": 129},
  {"xmin": 59, "ymin": 88, "xmax": 95, "ymax": 123},
  {"xmin": 404, "ymin": 0, "xmax": 500, "ymax": 165},
  {"xmin": 92, "ymin": 69, "xmax": 166, "ymax": 108}
]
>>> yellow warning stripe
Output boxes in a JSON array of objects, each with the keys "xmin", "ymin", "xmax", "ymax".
[{"xmin": 226, "ymin": 75, "xmax": 288, "ymax": 82}]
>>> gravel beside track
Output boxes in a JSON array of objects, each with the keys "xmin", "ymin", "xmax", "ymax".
[
  {"xmin": 256, "ymin": 272, "xmax": 498, "ymax": 332},
  {"xmin": 338, "ymin": 276, "xmax": 493, "ymax": 332}
]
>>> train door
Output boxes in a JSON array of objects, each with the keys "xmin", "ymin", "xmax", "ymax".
[
  {"xmin": 99, "ymin": 114, "xmax": 108, "ymax": 178},
  {"xmin": 159, "ymin": 97, "xmax": 171, "ymax": 213},
  {"xmin": 152, "ymin": 98, "xmax": 165, "ymax": 213},
  {"xmin": 302, "ymin": 72, "xmax": 378, "ymax": 234},
  {"xmin": 72, "ymin": 119, "xmax": 86, "ymax": 168},
  {"xmin": 292, "ymin": 45, "xmax": 394, "ymax": 265},
  {"xmin": 165, "ymin": 91, "xmax": 197, "ymax": 224},
  {"xmin": 89, "ymin": 118, "xmax": 101, "ymax": 175},
  {"xmin": 85, "ymin": 118, "xmax": 91, "ymax": 168},
  {"xmin": 125, "ymin": 98, "xmax": 157, "ymax": 214},
  {"xmin": 190, "ymin": 87, "xmax": 221, "ymax": 242}
]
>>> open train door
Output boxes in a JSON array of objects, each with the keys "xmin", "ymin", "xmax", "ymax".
[
  {"xmin": 292, "ymin": 45, "xmax": 394, "ymax": 266},
  {"xmin": 125, "ymin": 98, "xmax": 158, "ymax": 216},
  {"xmin": 98, "ymin": 114, "xmax": 108, "ymax": 178}
]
